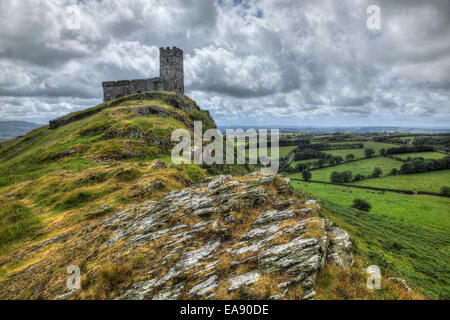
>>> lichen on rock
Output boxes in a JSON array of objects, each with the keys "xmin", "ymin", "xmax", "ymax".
[{"xmin": 1, "ymin": 173, "xmax": 354, "ymax": 300}]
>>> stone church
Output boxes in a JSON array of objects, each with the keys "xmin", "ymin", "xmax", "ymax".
[{"xmin": 102, "ymin": 46, "xmax": 184, "ymax": 102}]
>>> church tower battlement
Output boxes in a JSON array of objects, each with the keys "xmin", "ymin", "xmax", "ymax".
[{"xmin": 102, "ymin": 47, "xmax": 184, "ymax": 102}]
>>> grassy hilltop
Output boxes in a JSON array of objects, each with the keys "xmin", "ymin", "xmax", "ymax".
[
  {"xmin": 0, "ymin": 92, "xmax": 221, "ymax": 253},
  {"xmin": 0, "ymin": 92, "xmax": 433, "ymax": 300},
  {"xmin": 0, "ymin": 91, "xmax": 274, "ymax": 300}
]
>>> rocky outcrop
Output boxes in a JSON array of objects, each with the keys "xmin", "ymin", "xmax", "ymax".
[
  {"xmin": 327, "ymin": 227, "xmax": 354, "ymax": 268},
  {"xmin": 1, "ymin": 173, "xmax": 354, "ymax": 300},
  {"xmin": 105, "ymin": 174, "xmax": 353, "ymax": 300}
]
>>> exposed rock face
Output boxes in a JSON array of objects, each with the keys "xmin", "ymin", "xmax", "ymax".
[
  {"xmin": 327, "ymin": 227, "xmax": 354, "ymax": 268},
  {"xmin": 109, "ymin": 174, "xmax": 353, "ymax": 300},
  {"xmin": 1, "ymin": 174, "xmax": 353, "ymax": 300}
]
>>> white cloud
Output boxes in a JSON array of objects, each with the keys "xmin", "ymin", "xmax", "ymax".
[{"xmin": 0, "ymin": 0, "xmax": 449, "ymax": 127}]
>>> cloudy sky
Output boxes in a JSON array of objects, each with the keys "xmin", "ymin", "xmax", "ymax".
[{"xmin": 0, "ymin": 0, "xmax": 449, "ymax": 127}]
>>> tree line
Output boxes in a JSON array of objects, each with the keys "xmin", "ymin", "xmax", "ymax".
[
  {"xmin": 328, "ymin": 167, "xmax": 383, "ymax": 183},
  {"xmin": 394, "ymin": 156, "xmax": 450, "ymax": 175},
  {"xmin": 292, "ymin": 141, "xmax": 363, "ymax": 151},
  {"xmin": 384, "ymin": 145, "xmax": 435, "ymax": 155}
]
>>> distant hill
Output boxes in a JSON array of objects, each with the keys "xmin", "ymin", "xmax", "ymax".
[{"xmin": 0, "ymin": 121, "xmax": 40, "ymax": 142}]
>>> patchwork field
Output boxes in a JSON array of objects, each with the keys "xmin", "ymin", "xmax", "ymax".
[
  {"xmin": 284, "ymin": 133, "xmax": 450, "ymax": 299},
  {"xmin": 292, "ymin": 181, "xmax": 450, "ymax": 231},
  {"xmin": 352, "ymin": 170, "xmax": 450, "ymax": 193},
  {"xmin": 289, "ymin": 157, "xmax": 404, "ymax": 182},
  {"xmin": 289, "ymin": 141, "xmax": 403, "ymax": 167},
  {"xmin": 292, "ymin": 180, "xmax": 450, "ymax": 298}
]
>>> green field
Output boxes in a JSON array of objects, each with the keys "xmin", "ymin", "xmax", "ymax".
[
  {"xmin": 292, "ymin": 181, "xmax": 450, "ymax": 298},
  {"xmin": 395, "ymin": 152, "xmax": 448, "ymax": 160},
  {"xmin": 290, "ymin": 159, "xmax": 317, "ymax": 168},
  {"xmin": 246, "ymin": 145, "xmax": 296, "ymax": 160},
  {"xmin": 352, "ymin": 170, "xmax": 450, "ymax": 194},
  {"xmin": 288, "ymin": 142, "xmax": 402, "ymax": 168},
  {"xmin": 288, "ymin": 157, "xmax": 403, "ymax": 182},
  {"xmin": 323, "ymin": 148, "xmax": 366, "ymax": 159},
  {"xmin": 292, "ymin": 181, "xmax": 449, "ymax": 231},
  {"xmin": 362, "ymin": 141, "xmax": 401, "ymax": 153},
  {"xmin": 323, "ymin": 142, "xmax": 401, "ymax": 159},
  {"xmin": 279, "ymin": 146, "xmax": 297, "ymax": 158},
  {"xmin": 326, "ymin": 141, "xmax": 399, "ymax": 153}
]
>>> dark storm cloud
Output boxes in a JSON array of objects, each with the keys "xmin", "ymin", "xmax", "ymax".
[{"xmin": 0, "ymin": 0, "xmax": 449, "ymax": 126}]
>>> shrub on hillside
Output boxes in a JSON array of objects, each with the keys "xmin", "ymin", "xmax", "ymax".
[
  {"xmin": 353, "ymin": 173, "xmax": 365, "ymax": 181},
  {"xmin": 330, "ymin": 170, "xmax": 353, "ymax": 183},
  {"xmin": 351, "ymin": 198, "xmax": 372, "ymax": 212},
  {"xmin": 440, "ymin": 186, "xmax": 450, "ymax": 196},
  {"xmin": 330, "ymin": 171, "xmax": 340, "ymax": 183},
  {"xmin": 295, "ymin": 162, "xmax": 308, "ymax": 172},
  {"xmin": 364, "ymin": 148, "xmax": 375, "ymax": 158},
  {"xmin": 301, "ymin": 169, "xmax": 312, "ymax": 181},
  {"xmin": 389, "ymin": 168, "xmax": 398, "ymax": 176},
  {"xmin": 371, "ymin": 167, "xmax": 383, "ymax": 178}
]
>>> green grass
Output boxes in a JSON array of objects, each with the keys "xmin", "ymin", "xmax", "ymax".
[
  {"xmin": 360, "ymin": 141, "xmax": 400, "ymax": 153},
  {"xmin": 352, "ymin": 170, "xmax": 450, "ymax": 194},
  {"xmin": 279, "ymin": 146, "xmax": 297, "ymax": 158},
  {"xmin": 246, "ymin": 145, "xmax": 296, "ymax": 160},
  {"xmin": 292, "ymin": 181, "xmax": 450, "ymax": 231},
  {"xmin": 0, "ymin": 201, "xmax": 41, "ymax": 250},
  {"xmin": 290, "ymin": 159, "xmax": 317, "ymax": 168},
  {"xmin": 289, "ymin": 142, "xmax": 402, "ymax": 168},
  {"xmin": 0, "ymin": 97, "xmax": 209, "ymax": 189},
  {"xmin": 325, "ymin": 141, "xmax": 399, "ymax": 152},
  {"xmin": 288, "ymin": 157, "xmax": 403, "ymax": 182},
  {"xmin": 54, "ymin": 189, "xmax": 101, "ymax": 211},
  {"xmin": 395, "ymin": 152, "xmax": 448, "ymax": 160},
  {"xmin": 323, "ymin": 148, "xmax": 367, "ymax": 159},
  {"xmin": 292, "ymin": 181, "xmax": 450, "ymax": 298},
  {"xmin": 113, "ymin": 168, "xmax": 143, "ymax": 182}
]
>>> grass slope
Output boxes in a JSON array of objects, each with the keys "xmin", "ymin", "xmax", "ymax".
[
  {"xmin": 0, "ymin": 201, "xmax": 41, "ymax": 250},
  {"xmin": 292, "ymin": 181, "xmax": 450, "ymax": 231},
  {"xmin": 293, "ymin": 181, "xmax": 450, "ymax": 298},
  {"xmin": 0, "ymin": 94, "xmax": 213, "ymax": 189},
  {"xmin": 0, "ymin": 92, "xmax": 219, "ymax": 255}
]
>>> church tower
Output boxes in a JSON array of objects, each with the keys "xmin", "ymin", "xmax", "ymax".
[{"xmin": 160, "ymin": 47, "xmax": 184, "ymax": 95}]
